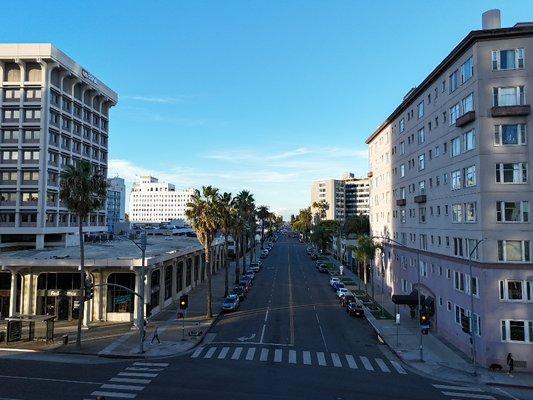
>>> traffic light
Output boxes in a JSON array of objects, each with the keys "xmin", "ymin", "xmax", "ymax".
[
  {"xmin": 179, "ymin": 294, "xmax": 188, "ymax": 310},
  {"xmin": 420, "ymin": 309, "xmax": 429, "ymax": 325},
  {"xmin": 461, "ymin": 314, "xmax": 471, "ymax": 334},
  {"xmin": 84, "ymin": 280, "xmax": 94, "ymax": 301}
]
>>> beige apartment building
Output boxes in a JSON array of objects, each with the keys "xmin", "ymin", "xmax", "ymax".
[
  {"xmin": 366, "ymin": 11, "xmax": 533, "ymax": 369},
  {"xmin": 311, "ymin": 173, "xmax": 369, "ymax": 222}
]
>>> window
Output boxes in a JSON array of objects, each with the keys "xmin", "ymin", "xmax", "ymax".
[
  {"xmin": 417, "ymin": 101, "xmax": 424, "ymax": 119},
  {"xmin": 3, "ymin": 109, "xmax": 20, "ymax": 120},
  {"xmin": 496, "ymin": 201, "xmax": 529, "ymax": 223},
  {"xmin": 452, "ymin": 204, "xmax": 463, "ymax": 223},
  {"xmin": 400, "ymin": 209, "xmax": 406, "ymax": 223},
  {"xmin": 465, "ymin": 202, "xmax": 476, "ymax": 222},
  {"xmin": 461, "ymin": 93, "xmax": 474, "ymax": 114},
  {"xmin": 462, "ymin": 130, "xmax": 475, "ymax": 152},
  {"xmin": 23, "ymin": 150, "xmax": 39, "ymax": 161},
  {"xmin": 449, "ymin": 103, "xmax": 460, "ymax": 125},
  {"xmin": 492, "ymin": 49, "xmax": 525, "ymax": 70},
  {"xmin": 499, "ymin": 280, "xmax": 532, "ymax": 302},
  {"xmin": 449, "ymin": 70, "xmax": 459, "ymax": 92},
  {"xmin": 2, "ymin": 150, "xmax": 18, "ymax": 161},
  {"xmin": 464, "ymin": 165, "xmax": 476, "ymax": 187},
  {"xmin": 460, "ymin": 57, "xmax": 473, "ymax": 83},
  {"xmin": 399, "ymin": 141, "xmax": 405, "ymax": 155},
  {"xmin": 2, "ymin": 130, "xmax": 19, "ymax": 141},
  {"xmin": 494, "ymin": 124, "xmax": 527, "ymax": 146},
  {"xmin": 26, "ymin": 89, "xmax": 41, "ymax": 100},
  {"xmin": 418, "ymin": 154, "xmax": 425, "ymax": 171},
  {"xmin": 24, "ymin": 130, "xmax": 40, "ymax": 141},
  {"xmin": 454, "ymin": 271, "xmax": 466, "ymax": 292},
  {"xmin": 451, "ymin": 137, "xmax": 461, "ymax": 157},
  {"xmin": 4, "ymin": 89, "xmax": 20, "ymax": 100},
  {"xmin": 451, "ymin": 170, "xmax": 462, "ymax": 190},
  {"xmin": 419, "ymin": 260, "xmax": 428, "ymax": 277},
  {"xmin": 495, "ymin": 163, "xmax": 528, "ymax": 183},
  {"xmin": 417, "ymin": 128, "xmax": 425, "ymax": 144},
  {"xmin": 418, "ymin": 180, "xmax": 425, "ymax": 194},
  {"xmin": 501, "ymin": 320, "xmax": 533, "ymax": 343},
  {"xmin": 471, "ymin": 276, "xmax": 479, "ymax": 296},
  {"xmin": 400, "ymin": 164, "xmax": 405, "ymax": 177},
  {"xmin": 399, "ymin": 118, "xmax": 405, "ymax": 133},
  {"xmin": 493, "ymin": 86, "xmax": 525, "ymax": 106},
  {"xmin": 454, "ymin": 237, "xmax": 464, "ymax": 257},
  {"xmin": 419, "ymin": 208, "xmax": 426, "ymax": 223},
  {"xmin": 454, "ymin": 305, "xmax": 468, "ymax": 326},
  {"xmin": 498, "ymin": 240, "xmax": 530, "ymax": 262}
]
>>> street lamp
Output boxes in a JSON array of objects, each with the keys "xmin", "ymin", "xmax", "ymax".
[
  {"xmin": 371, "ymin": 235, "xmax": 423, "ymax": 362},
  {"xmin": 468, "ymin": 238, "xmax": 485, "ymax": 377}
]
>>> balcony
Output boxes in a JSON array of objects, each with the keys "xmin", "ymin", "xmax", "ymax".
[
  {"xmin": 396, "ymin": 198, "xmax": 406, "ymax": 206},
  {"xmin": 0, "ymin": 221, "xmax": 16, "ymax": 227},
  {"xmin": 491, "ymin": 105, "xmax": 531, "ymax": 117},
  {"xmin": 20, "ymin": 221, "xmax": 37, "ymax": 227},
  {"xmin": 455, "ymin": 111, "xmax": 475, "ymax": 127},
  {"xmin": 414, "ymin": 194, "xmax": 427, "ymax": 203}
]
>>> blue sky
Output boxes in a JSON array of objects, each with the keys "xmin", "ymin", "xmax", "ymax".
[{"xmin": 4, "ymin": 1, "xmax": 532, "ymax": 218}]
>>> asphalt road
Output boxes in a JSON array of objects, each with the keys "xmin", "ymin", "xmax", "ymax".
[{"xmin": 0, "ymin": 236, "xmax": 510, "ymax": 400}]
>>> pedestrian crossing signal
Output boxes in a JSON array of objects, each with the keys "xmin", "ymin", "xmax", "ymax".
[
  {"xmin": 84, "ymin": 280, "xmax": 94, "ymax": 301},
  {"xmin": 179, "ymin": 294, "xmax": 188, "ymax": 310}
]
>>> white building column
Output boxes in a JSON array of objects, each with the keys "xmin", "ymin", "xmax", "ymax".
[
  {"xmin": 133, "ymin": 269, "xmax": 141, "ymax": 328},
  {"xmin": 158, "ymin": 265, "xmax": 165, "ymax": 309},
  {"xmin": 171, "ymin": 260, "xmax": 177, "ymax": 302},
  {"xmin": 9, "ymin": 271, "xmax": 17, "ymax": 316}
]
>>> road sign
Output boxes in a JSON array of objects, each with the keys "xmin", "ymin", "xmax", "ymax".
[{"xmin": 395, "ymin": 313, "xmax": 401, "ymax": 325}]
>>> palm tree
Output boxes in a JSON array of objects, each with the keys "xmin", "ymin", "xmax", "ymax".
[
  {"xmin": 218, "ymin": 192, "xmax": 235, "ymax": 297},
  {"xmin": 256, "ymin": 205, "xmax": 270, "ymax": 249},
  {"xmin": 59, "ymin": 160, "xmax": 107, "ymax": 348},
  {"xmin": 355, "ymin": 235, "xmax": 381, "ymax": 298},
  {"xmin": 234, "ymin": 190, "xmax": 255, "ymax": 273},
  {"xmin": 186, "ymin": 186, "xmax": 221, "ymax": 318}
]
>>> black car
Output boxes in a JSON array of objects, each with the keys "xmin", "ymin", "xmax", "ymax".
[
  {"xmin": 231, "ymin": 286, "xmax": 246, "ymax": 301},
  {"xmin": 347, "ymin": 302, "xmax": 365, "ymax": 318},
  {"xmin": 340, "ymin": 294, "xmax": 356, "ymax": 306}
]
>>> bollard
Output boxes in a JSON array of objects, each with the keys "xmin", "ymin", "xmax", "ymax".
[{"xmin": 62, "ymin": 334, "xmax": 69, "ymax": 345}]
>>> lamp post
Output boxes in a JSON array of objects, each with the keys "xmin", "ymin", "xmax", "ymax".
[
  {"xmin": 468, "ymin": 238, "xmax": 485, "ymax": 377},
  {"xmin": 371, "ymin": 235, "xmax": 423, "ymax": 362}
]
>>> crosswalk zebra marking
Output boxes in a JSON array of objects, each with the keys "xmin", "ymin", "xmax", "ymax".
[
  {"xmin": 317, "ymin": 352, "xmax": 327, "ymax": 366},
  {"xmin": 91, "ymin": 391, "xmax": 136, "ymax": 399},
  {"xmin": 331, "ymin": 353, "xmax": 342, "ymax": 367},
  {"xmin": 231, "ymin": 347, "xmax": 243, "ymax": 360},
  {"xmin": 390, "ymin": 360, "xmax": 407, "ymax": 374},
  {"xmin": 360, "ymin": 356, "xmax": 374, "ymax": 371},
  {"xmin": 204, "ymin": 347, "xmax": 217, "ymax": 359},
  {"xmin": 303, "ymin": 351, "xmax": 311, "ymax": 365},
  {"xmin": 118, "ymin": 372, "xmax": 158, "ymax": 378},
  {"xmin": 440, "ymin": 392, "xmax": 495, "ymax": 399},
  {"xmin": 110, "ymin": 378, "xmax": 151, "ymax": 385},
  {"xmin": 191, "ymin": 347, "xmax": 204, "ymax": 358},
  {"xmin": 218, "ymin": 347, "xmax": 230, "ymax": 359},
  {"xmin": 260, "ymin": 348, "xmax": 269, "ymax": 361},
  {"xmin": 433, "ymin": 385, "xmax": 483, "ymax": 392},
  {"xmin": 133, "ymin": 362, "xmax": 169, "ymax": 367},
  {"xmin": 246, "ymin": 347, "xmax": 256, "ymax": 361},
  {"xmin": 345, "ymin": 354, "xmax": 357, "ymax": 369},
  {"xmin": 274, "ymin": 349, "xmax": 283, "ymax": 362},
  {"xmin": 375, "ymin": 358, "xmax": 390, "ymax": 373},
  {"xmin": 126, "ymin": 367, "xmax": 163, "ymax": 372},
  {"xmin": 100, "ymin": 384, "xmax": 144, "ymax": 392},
  {"xmin": 288, "ymin": 350, "xmax": 297, "ymax": 364}
]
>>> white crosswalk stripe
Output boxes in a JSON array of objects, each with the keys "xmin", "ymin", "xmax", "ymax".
[
  {"xmin": 100, "ymin": 384, "xmax": 144, "ymax": 392},
  {"xmin": 218, "ymin": 346, "xmax": 230, "ymax": 359},
  {"xmin": 288, "ymin": 350, "xmax": 297, "ymax": 364},
  {"xmin": 231, "ymin": 347, "xmax": 243, "ymax": 360},
  {"xmin": 440, "ymin": 392, "xmax": 495, "ymax": 399},
  {"xmin": 390, "ymin": 360, "xmax": 407, "ymax": 374},
  {"xmin": 133, "ymin": 362, "xmax": 169, "ymax": 367},
  {"xmin": 91, "ymin": 391, "xmax": 136, "ymax": 399},
  {"xmin": 331, "ymin": 353, "xmax": 342, "ymax": 367},
  {"xmin": 303, "ymin": 351, "xmax": 311, "ymax": 365},
  {"xmin": 260, "ymin": 348, "xmax": 269, "ymax": 361},
  {"xmin": 433, "ymin": 384, "xmax": 495, "ymax": 400},
  {"xmin": 110, "ymin": 378, "xmax": 151, "ymax": 385},
  {"xmin": 375, "ymin": 358, "xmax": 390, "ymax": 373},
  {"xmin": 126, "ymin": 367, "xmax": 163, "ymax": 372},
  {"xmin": 118, "ymin": 372, "xmax": 158, "ymax": 378},
  {"xmin": 359, "ymin": 356, "xmax": 374, "ymax": 371},
  {"xmin": 246, "ymin": 347, "xmax": 256, "ymax": 360},
  {"xmin": 345, "ymin": 354, "xmax": 357, "ymax": 369},
  {"xmin": 191, "ymin": 347, "xmax": 204, "ymax": 358},
  {"xmin": 317, "ymin": 352, "xmax": 327, "ymax": 366},
  {"xmin": 204, "ymin": 347, "xmax": 217, "ymax": 359}
]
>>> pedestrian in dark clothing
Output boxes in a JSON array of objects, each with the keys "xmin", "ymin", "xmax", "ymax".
[
  {"xmin": 507, "ymin": 353, "xmax": 514, "ymax": 375},
  {"xmin": 151, "ymin": 325, "xmax": 161, "ymax": 344}
]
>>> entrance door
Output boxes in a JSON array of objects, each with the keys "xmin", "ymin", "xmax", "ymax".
[
  {"xmin": 57, "ymin": 296, "xmax": 69, "ymax": 320},
  {"xmin": 0, "ymin": 296, "xmax": 9, "ymax": 319}
]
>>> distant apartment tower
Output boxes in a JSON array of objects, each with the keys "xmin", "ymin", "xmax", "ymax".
[
  {"xmin": 311, "ymin": 173, "xmax": 369, "ymax": 222},
  {"xmin": 0, "ymin": 44, "xmax": 118, "ymax": 249},
  {"xmin": 106, "ymin": 177, "xmax": 125, "ymax": 233},
  {"xmin": 366, "ymin": 12, "xmax": 533, "ymax": 368},
  {"xmin": 129, "ymin": 176, "xmax": 195, "ymax": 223}
]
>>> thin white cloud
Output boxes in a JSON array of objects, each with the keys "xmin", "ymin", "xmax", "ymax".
[{"xmin": 122, "ymin": 94, "xmax": 203, "ymax": 104}]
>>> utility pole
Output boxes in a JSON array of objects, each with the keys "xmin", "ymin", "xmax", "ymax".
[{"xmin": 468, "ymin": 238, "xmax": 485, "ymax": 377}]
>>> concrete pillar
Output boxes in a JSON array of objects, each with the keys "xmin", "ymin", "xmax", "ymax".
[
  {"xmin": 171, "ymin": 260, "xmax": 177, "ymax": 301},
  {"xmin": 35, "ymin": 234, "xmax": 44, "ymax": 250},
  {"xmin": 133, "ymin": 269, "xmax": 141, "ymax": 328},
  {"xmin": 158, "ymin": 265, "xmax": 165, "ymax": 308},
  {"xmin": 98, "ymin": 270, "xmax": 104, "ymax": 321},
  {"xmin": 9, "ymin": 271, "xmax": 17, "ymax": 316},
  {"xmin": 82, "ymin": 298, "xmax": 90, "ymax": 328}
]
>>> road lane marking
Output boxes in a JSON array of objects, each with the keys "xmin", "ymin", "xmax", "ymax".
[
  {"xmin": 433, "ymin": 385, "xmax": 483, "ymax": 392},
  {"xmin": 191, "ymin": 347, "xmax": 204, "ymax": 358},
  {"xmin": 218, "ymin": 346, "xmax": 229, "ymax": 359},
  {"xmin": 331, "ymin": 353, "xmax": 342, "ymax": 367},
  {"xmin": 317, "ymin": 352, "xmax": 327, "ymax": 366},
  {"xmin": 260, "ymin": 348, "xmax": 269, "ymax": 361},
  {"xmin": 390, "ymin": 360, "xmax": 407, "ymax": 374},
  {"xmin": 100, "ymin": 384, "xmax": 144, "ymax": 391},
  {"xmin": 126, "ymin": 367, "xmax": 163, "ymax": 372},
  {"xmin": 440, "ymin": 393, "xmax": 495, "ymax": 399},
  {"xmin": 288, "ymin": 350, "xmax": 297, "ymax": 364},
  {"xmin": 133, "ymin": 362, "xmax": 169, "ymax": 367},
  {"xmin": 110, "ymin": 378, "xmax": 151, "ymax": 385},
  {"xmin": 231, "ymin": 347, "xmax": 243, "ymax": 360},
  {"xmin": 0, "ymin": 375, "xmax": 102, "ymax": 385},
  {"xmin": 375, "ymin": 358, "xmax": 390, "ymax": 372},
  {"xmin": 118, "ymin": 372, "xmax": 158, "ymax": 378},
  {"xmin": 274, "ymin": 349, "xmax": 283, "ymax": 362},
  {"xmin": 360, "ymin": 356, "xmax": 374, "ymax": 371},
  {"xmin": 245, "ymin": 347, "xmax": 256, "ymax": 360},
  {"xmin": 264, "ymin": 309, "xmax": 269, "ymax": 323},
  {"xmin": 204, "ymin": 347, "xmax": 217, "ymax": 359},
  {"xmin": 345, "ymin": 354, "xmax": 357, "ymax": 369},
  {"xmin": 91, "ymin": 391, "xmax": 136, "ymax": 399},
  {"xmin": 260, "ymin": 324, "xmax": 266, "ymax": 343},
  {"xmin": 288, "ymin": 249, "xmax": 295, "ymax": 346},
  {"xmin": 303, "ymin": 351, "xmax": 311, "ymax": 365}
]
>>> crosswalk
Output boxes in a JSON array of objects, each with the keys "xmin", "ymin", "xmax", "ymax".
[
  {"xmin": 432, "ymin": 384, "xmax": 497, "ymax": 399},
  {"xmin": 86, "ymin": 361, "xmax": 170, "ymax": 399},
  {"xmin": 190, "ymin": 345, "xmax": 407, "ymax": 374}
]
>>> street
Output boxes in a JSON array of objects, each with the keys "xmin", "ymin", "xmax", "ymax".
[{"xmin": 0, "ymin": 236, "xmax": 509, "ymax": 400}]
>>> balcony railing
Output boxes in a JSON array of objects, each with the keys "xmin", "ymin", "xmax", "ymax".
[
  {"xmin": 414, "ymin": 194, "xmax": 427, "ymax": 203},
  {"xmin": 491, "ymin": 105, "xmax": 531, "ymax": 117},
  {"xmin": 455, "ymin": 111, "xmax": 475, "ymax": 127}
]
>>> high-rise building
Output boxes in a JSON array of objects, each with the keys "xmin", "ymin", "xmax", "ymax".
[
  {"xmin": 366, "ymin": 11, "xmax": 533, "ymax": 367},
  {"xmin": 129, "ymin": 176, "xmax": 195, "ymax": 223},
  {"xmin": 106, "ymin": 176, "xmax": 126, "ymax": 233},
  {"xmin": 0, "ymin": 44, "xmax": 118, "ymax": 249},
  {"xmin": 310, "ymin": 173, "xmax": 369, "ymax": 222}
]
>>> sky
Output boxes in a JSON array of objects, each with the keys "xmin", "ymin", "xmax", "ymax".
[{"xmin": 4, "ymin": 1, "xmax": 532, "ymax": 219}]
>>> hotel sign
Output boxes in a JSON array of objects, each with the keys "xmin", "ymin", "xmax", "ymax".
[{"xmin": 81, "ymin": 69, "xmax": 98, "ymax": 85}]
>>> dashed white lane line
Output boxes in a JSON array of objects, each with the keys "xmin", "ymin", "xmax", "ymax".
[{"xmin": 218, "ymin": 346, "xmax": 230, "ymax": 359}]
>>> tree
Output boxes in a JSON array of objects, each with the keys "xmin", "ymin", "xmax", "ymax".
[
  {"xmin": 311, "ymin": 219, "xmax": 339, "ymax": 253},
  {"xmin": 218, "ymin": 192, "xmax": 234, "ymax": 297},
  {"xmin": 312, "ymin": 200, "xmax": 329, "ymax": 222},
  {"xmin": 342, "ymin": 214, "xmax": 370, "ymax": 236},
  {"xmin": 256, "ymin": 206, "xmax": 270, "ymax": 249},
  {"xmin": 234, "ymin": 191, "xmax": 255, "ymax": 273},
  {"xmin": 186, "ymin": 186, "xmax": 221, "ymax": 318},
  {"xmin": 355, "ymin": 235, "xmax": 381, "ymax": 298},
  {"xmin": 59, "ymin": 160, "xmax": 107, "ymax": 348},
  {"xmin": 291, "ymin": 207, "xmax": 312, "ymax": 240}
]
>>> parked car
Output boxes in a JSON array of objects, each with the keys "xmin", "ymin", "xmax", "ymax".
[
  {"xmin": 250, "ymin": 262, "xmax": 261, "ymax": 273},
  {"xmin": 238, "ymin": 279, "xmax": 251, "ymax": 292},
  {"xmin": 332, "ymin": 282, "xmax": 345, "ymax": 292},
  {"xmin": 347, "ymin": 302, "xmax": 365, "ymax": 318},
  {"xmin": 231, "ymin": 286, "xmax": 246, "ymax": 301},
  {"xmin": 240, "ymin": 276, "xmax": 253, "ymax": 287},
  {"xmin": 244, "ymin": 271, "xmax": 255, "ymax": 280},
  {"xmin": 336, "ymin": 288, "xmax": 350, "ymax": 298},
  {"xmin": 222, "ymin": 294, "xmax": 240, "ymax": 312},
  {"xmin": 340, "ymin": 294, "xmax": 356, "ymax": 306},
  {"xmin": 318, "ymin": 265, "xmax": 328, "ymax": 273},
  {"xmin": 330, "ymin": 277, "xmax": 341, "ymax": 287},
  {"xmin": 316, "ymin": 263, "xmax": 327, "ymax": 270}
]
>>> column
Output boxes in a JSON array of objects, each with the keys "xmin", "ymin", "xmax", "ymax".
[
  {"xmin": 158, "ymin": 265, "xmax": 165, "ymax": 309},
  {"xmin": 171, "ymin": 260, "xmax": 177, "ymax": 302},
  {"xmin": 9, "ymin": 271, "xmax": 17, "ymax": 316},
  {"xmin": 35, "ymin": 234, "xmax": 44, "ymax": 250},
  {"xmin": 133, "ymin": 269, "xmax": 141, "ymax": 328}
]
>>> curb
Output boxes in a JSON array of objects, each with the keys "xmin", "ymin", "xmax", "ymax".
[{"xmin": 485, "ymin": 381, "xmax": 533, "ymax": 390}]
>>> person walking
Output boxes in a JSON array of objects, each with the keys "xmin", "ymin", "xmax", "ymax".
[
  {"xmin": 151, "ymin": 325, "xmax": 161, "ymax": 344},
  {"xmin": 507, "ymin": 353, "xmax": 514, "ymax": 376}
]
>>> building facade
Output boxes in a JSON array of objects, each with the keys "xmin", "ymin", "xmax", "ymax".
[
  {"xmin": 106, "ymin": 176, "xmax": 126, "ymax": 233},
  {"xmin": 311, "ymin": 173, "xmax": 369, "ymax": 222},
  {"xmin": 129, "ymin": 176, "xmax": 195, "ymax": 223},
  {"xmin": 366, "ymin": 13, "xmax": 533, "ymax": 368},
  {"xmin": 0, "ymin": 44, "xmax": 118, "ymax": 250}
]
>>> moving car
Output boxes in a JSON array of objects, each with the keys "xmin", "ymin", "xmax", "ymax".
[
  {"xmin": 347, "ymin": 302, "xmax": 365, "ymax": 318},
  {"xmin": 222, "ymin": 294, "xmax": 240, "ymax": 312},
  {"xmin": 231, "ymin": 286, "xmax": 246, "ymax": 301},
  {"xmin": 340, "ymin": 294, "xmax": 356, "ymax": 306}
]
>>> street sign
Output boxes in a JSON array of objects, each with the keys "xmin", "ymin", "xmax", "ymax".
[{"xmin": 395, "ymin": 313, "xmax": 401, "ymax": 325}]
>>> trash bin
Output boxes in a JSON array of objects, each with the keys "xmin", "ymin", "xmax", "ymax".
[{"xmin": 62, "ymin": 334, "xmax": 68, "ymax": 345}]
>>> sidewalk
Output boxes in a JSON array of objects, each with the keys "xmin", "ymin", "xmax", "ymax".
[{"xmin": 324, "ymin": 253, "xmax": 533, "ymax": 390}]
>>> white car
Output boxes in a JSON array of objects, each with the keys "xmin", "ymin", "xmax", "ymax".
[
  {"xmin": 337, "ymin": 288, "xmax": 351, "ymax": 298},
  {"xmin": 330, "ymin": 277, "xmax": 341, "ymax": 287}
]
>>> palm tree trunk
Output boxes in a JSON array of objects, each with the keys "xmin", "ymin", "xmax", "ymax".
[
  {"xmin": 241, "ymin": 234, "xmax": 247, "ymax": 273},
  {"xmin": 76, "ymin": 215, "xmax": 85, "ymax": 348},
  {"xmin": 260, "ymin": 219, "xmax": 264, "ymax": 249},
  {"xmin": 224, "ymin": 235, "xmax": 229, "ymax": 297},
  {"xmin": 235, "ymin": 236, "xmax": 241, "ymax": 284},
  {"xmin": 205, "ymin": 243, "xmax": 213, "ymax": 318},
  {"xmin": 363, "ymin": 255, "xmax": 368, "ymax": 290}
]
